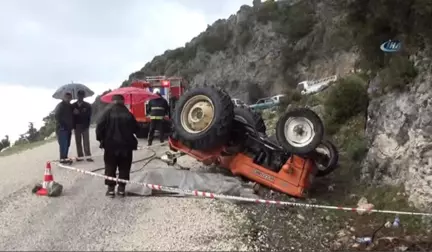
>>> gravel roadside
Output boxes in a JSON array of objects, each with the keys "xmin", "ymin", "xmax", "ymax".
[{"xmin": 0, "ymin": 131, "xmax": 248, "ymax": 251}]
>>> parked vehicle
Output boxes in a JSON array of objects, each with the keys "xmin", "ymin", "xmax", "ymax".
[
  {"xmin": 231, "ymin": 98, "xmax": 248, "ymax": 107},
  {"xmin": 297, "ymin": 75, "xmax": 338, "ymax": 95},
  {"xmin": 249, "ymin": 94, "xmax": 286, "ymax": 111},
  {"xmin": 129, "ymin": 76, "xmax": 188, "ymax": 138}
]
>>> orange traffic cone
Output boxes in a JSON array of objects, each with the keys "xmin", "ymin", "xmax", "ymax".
[{"xmin": 36, "ymin": 161, "xmax": 54, "ymax": 196}]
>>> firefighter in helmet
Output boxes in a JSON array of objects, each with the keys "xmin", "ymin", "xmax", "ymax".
[{"xmin": 147, "ymin": 88, "xmax": 169, "ymax": 146}]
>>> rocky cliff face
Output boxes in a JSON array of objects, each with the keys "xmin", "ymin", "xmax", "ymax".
[
  {"xmin": 363, "ymin": 52, "xmax": 432, "ymax": 209},
  {"xmin": 123, "ymin": 0, "xmax": 357, "ymax": 103}
]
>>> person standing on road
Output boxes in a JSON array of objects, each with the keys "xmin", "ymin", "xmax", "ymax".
[
  {"xmin": 54, "ymin": 92, "xmax": 74, "ymax": 164},
  {"xmin": 147, "ymin": 88, "xmax": 169, "ymax": 146},
  {"xmin": 72, "ymin": 90, "xmax": 93, "ymax": 162},
  {"xmin": 96, "ymin": 94, "xmax": 138, "ymax": 197}
]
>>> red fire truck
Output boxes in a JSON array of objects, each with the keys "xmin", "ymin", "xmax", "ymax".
[{"xmin": 129, "ymin": 76, "xmax": 188, "ymax": 138}]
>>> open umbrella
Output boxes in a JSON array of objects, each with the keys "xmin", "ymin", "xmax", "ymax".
[
  {"xmin": 100, "ymin": 87, "xmax": 159, "ymax": 105},
  {"xmin": 52, "ymin": 82, "xmax": 94, "ymax": 100}
]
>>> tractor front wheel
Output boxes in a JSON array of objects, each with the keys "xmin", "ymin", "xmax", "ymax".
[
  {"xmin": 314, "ymin": 140, "xmax": 339, "ymax": 177},
  {"xmin": 275, "ymin": 108, "xmax": 324, "ymax": 154}
]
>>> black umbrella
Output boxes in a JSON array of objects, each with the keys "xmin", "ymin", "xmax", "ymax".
[{"xmin": 52, "ymin": 82, "xmax": 94, "ymax": 100}]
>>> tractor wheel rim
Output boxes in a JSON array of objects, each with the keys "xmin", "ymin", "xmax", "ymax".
[
  {"xmin": 180, "ymin": 95, "xmax": 215, "ymax": 134},
  {"xmin": 315, "ymin": 144, "xmax": 331, "ymax": 170},
  {"xmin": 283, "ymin": 117, "xmax": 315, "ymax": 148}
]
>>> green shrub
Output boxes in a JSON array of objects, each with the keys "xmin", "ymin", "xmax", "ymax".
[
  {"xmin": 346, "ymin": 136, "xmax": 368, "ymax": 162},
  {"xmin": 237, "ymin": 29, "xmax": 253, "ymax": 48},
  {"xmin": 165, "ymin": 46, "xmax": 197, "ymax": 63},
  {"xmin": 275, "ymin": 1, "xmax": 316, "ymax": 40},
  {"xmin": 324, "ymin": 75, "xmax": 369, "ymax": 126},
  {"xmin": 331, "ymin": 114, "xmax": 368, "ymax": 164},
  {"xmin": 278, "ymin": 88, "xmax": 302, "ymax": 111},
  {"xmin": 256, "ymin": 0, "xmax": 278, "ymax": 24},
  {"xmin": 379, "ymin": 55, "xmax": 418, "ymax": 92},
  {"xmin": 199, "ymin": 24, "xmax": 233, "ymax": 53},
  {"xmin": 285, "ymin": 89, "xmax": 302, "ymax": 103}
]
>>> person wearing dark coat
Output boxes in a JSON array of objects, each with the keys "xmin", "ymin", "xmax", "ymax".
[
  {"xmin": 71, "ymin": 90, "xmax": 93, "ymax": 162},
  {"xmin": 147, "ymin": 88, "xmax": 169, "ymax": 146},
  {"xmin": 96, "ymin": 94, "xmax": 139, "ymax": 197},
  {"xmin": 54, "ymin": 92, "xmax": 74, "ymax": 163}
]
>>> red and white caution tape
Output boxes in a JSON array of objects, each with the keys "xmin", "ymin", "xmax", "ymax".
[{"xmin": 52, "ymin": 161, "xmax": 432, "ymax": 217}]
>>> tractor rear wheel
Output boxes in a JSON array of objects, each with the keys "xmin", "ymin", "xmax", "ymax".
[
  {"xmin": 172, "ymin": 87, "xmax": 234, "ymax": 150},
  {"xmin": 276, "ymin": 108, "xmax": 324, "ymax": 154},
  {"xmin": 233, "ymin": 107, "xmax": 267, "ymax": 134}
]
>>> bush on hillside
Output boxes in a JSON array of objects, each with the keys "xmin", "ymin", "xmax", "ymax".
[
  {"xmin": 324, "ymin": 75, "xmax": 368, "ymax": 129},
  {"xmin": 346, "ymin": 0, "xmax": 432, "ymax": 71},
  {"xmin": 275, "ymin": 1, "xmax": 316, "ymax": 40},
  {"xmin": 378, "ymin": 55, "xmax": 418, "ymax": 92},
  {"xmin": 165, "ymin": 46, "xmax": 198, "ymax": 63},
  {"xmin": 279, "ymin": 89, "xmax": 302, "ymax": 108},
  {"xmin": 238, "ymin": 28, "xmax": 253, "ymax": 48},
  {"xmin": 200, "ymin": 24, "xmax": 233, "ymax": 54},
  {"xmin": 256, "ymin": 0, "xmax": 278, "ymax": 24},
  {"xmin": 0, "ymin": 135, "xmax": 10, "ymax": 151}
]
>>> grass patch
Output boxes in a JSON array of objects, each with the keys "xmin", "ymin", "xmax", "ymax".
[{"xmin": 0, "ymin": 138, "xmax": 55, "ymax": 157}]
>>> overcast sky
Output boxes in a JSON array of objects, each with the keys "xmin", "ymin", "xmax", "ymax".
[{"xmin": 0, "ymin": 0, "xmax": 251, "ymax": 142}]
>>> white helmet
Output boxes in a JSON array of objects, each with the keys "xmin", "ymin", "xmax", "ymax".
[{"xmin": 153, "ymin": 88, "xmax": 160, "ymax": 94}]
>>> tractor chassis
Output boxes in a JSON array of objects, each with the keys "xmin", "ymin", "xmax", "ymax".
[{"xmin": 164, "ymin": 130, "xmax": 317, "ymax": 198}]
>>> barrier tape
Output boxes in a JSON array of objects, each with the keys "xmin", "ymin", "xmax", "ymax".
[
  {"xmin": 50, "ymin": 142, "xmax": 167, "ymax": 162},
  {"xmin": 53, "ymin": 161, "xmax": 432, "ymax": 217}
]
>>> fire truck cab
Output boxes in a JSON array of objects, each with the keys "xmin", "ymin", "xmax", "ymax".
[{"xmin": 130, "ymin": 76, "xmax": 187, "ymax": 138}]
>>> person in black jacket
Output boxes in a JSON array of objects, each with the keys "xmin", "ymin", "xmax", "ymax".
[
  {"xmin": 147, "ymin": 88, "xmax": 169, "ymax": 146},
  {"xmin": 72, "ymin": 90, "xmax": 93, "ymax": 162},
  {"xmin": 54, "ymin": 92, "xmax": 74, "ymax": 164},
  {"xmin": 96, "ymin": 94, "xmax": 138, "ymax": 197}
]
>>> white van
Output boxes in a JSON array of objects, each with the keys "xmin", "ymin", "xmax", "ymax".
[{"xmin": 297, "ymin": 75, "xmax": 338, "ymax": 95}]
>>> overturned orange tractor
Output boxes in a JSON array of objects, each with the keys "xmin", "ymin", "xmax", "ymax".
[{"xmin": 166, "ymin": 87, "xmax": 339, "ymax": 198}]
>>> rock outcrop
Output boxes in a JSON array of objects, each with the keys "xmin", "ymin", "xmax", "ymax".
[{"xmin": 363, "ymin": 53, "xmax": 432, "ymax": 209}]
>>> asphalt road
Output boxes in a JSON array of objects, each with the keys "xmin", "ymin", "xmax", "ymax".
[{"xmin": 0, "ymin": 130, "xmax": 246, "ymax": 251}]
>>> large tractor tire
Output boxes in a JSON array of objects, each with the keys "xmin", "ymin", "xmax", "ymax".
[
  {"xmin": 233, "ymin": 107, "xmax": 267, "ymax": 134},
  {"xmin": 172, "ymin": 87, "xmax": 234, "ymax": 150},
  {"xmin": 314, "ymin": 140, "xmax": 339, "ymax": 177},
  {"xmin": 276, "ymin": 108, "xmax": 324, "ymax": 154}
]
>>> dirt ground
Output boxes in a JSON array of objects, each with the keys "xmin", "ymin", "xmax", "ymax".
[
  {"xmin": 228, "ymin": 171, "xmax": 432, "ymax": 252},
  {"xmin": 1, "ymin": 130, "xmax": 431, "ymax": 251}
]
